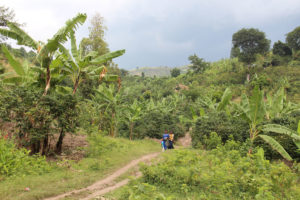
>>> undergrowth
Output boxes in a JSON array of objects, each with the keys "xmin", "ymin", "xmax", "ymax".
[{"xmin": 115, "ymin": 139, "xmax": 300, "ymax": 200}]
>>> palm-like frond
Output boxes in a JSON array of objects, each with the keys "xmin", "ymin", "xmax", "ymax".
[
  {"xmin": 70, "ymin": 30, "xmax": 78, "ymax": 62},
  {"xmin": 101, "ymin": 75, "xmax": 119, "ymax": 82},
  {"xmin": 91, "ymin": 49, "xmax": 125, "ymax": 65},
  {"xmin": 0, "ymin": 28, "xmax": 24, "ymax": 42},
  {"xmin": 38, "ymin": 13, "xmax": 87, "ymax": 59},
  {"xmin": 258, "ymin": 134, "xmax": 292, "ymax": 161},
  {"xmin": 1, "ymin": 45, "xmax": 24, "ymax": 76},
  {"xmin": 217, "ymin": 88, "xmax": 232, "ymax": 111},
  {"xmin": 295, "ymin": 121, "xmax": 300, "ymax": 150},
  {"xmin": 247, "ymin": 86, "xmax": 265, "ymax": 125},
  {"xmin": 2, "ymin": 76, "xmax": 23, "ymax": 84},
  {"xmin": 262, "ymin": 124, "xmax": 300, "ymax": 141},
  {"xmin": 7, "ymin": 22, "xmax": 38, "ymax": 50}
]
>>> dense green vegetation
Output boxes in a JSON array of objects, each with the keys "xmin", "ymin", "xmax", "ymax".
[
  {"xmin": 115, "ymin": 143, "xmax": 300, "ymax": 199},
  {"xmin": 0, "ymin": 6, "xmax": 300, "ymax": 200}
]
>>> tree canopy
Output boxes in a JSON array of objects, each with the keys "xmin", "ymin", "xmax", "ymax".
[
  {"xmin": 286, "ymin": 26, "xmax": 300, "ymax": 52},
  {"xmin": 188, "ymin": 54, "xmax": 209, "ymax": 73},
  {"xmin": 170, "ymin": 67, "xmax": 180, "ymax": 77},
  {"xmin": 80, "ymin": 13, "xmax": 109, "ymax": 56},
  {"xmin": 231, "ymin": 28, "xmax": 270, "ymax": 64},
  {"xmin": 273, "ymin": 40, "xmax": 292, "ymax": 57}
]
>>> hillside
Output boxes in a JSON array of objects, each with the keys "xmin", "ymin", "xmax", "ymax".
[{"xmin": 129, "ymin": 65, "xmax": 189, "ymax": 77}]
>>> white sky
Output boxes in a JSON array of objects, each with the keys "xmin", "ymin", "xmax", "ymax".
[{"xmin": 2, "ymin": 0, "xmax": 300, "ymax": 69}]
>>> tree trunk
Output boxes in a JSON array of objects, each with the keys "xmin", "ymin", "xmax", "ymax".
[
  {"xmin": 42, "ymin": 134, "xmax": 48, "ymax": 155},
  {"xmin": 43, "ymin": 66, "xmax": 51, "ymax": 96},
  {"xmin": 129, "ymin": 122, "xmax": 134, "ymax": 140},
  {"xmin": 246, "ymin": 73, "xmax": 250, "ymax": 82},
  {"xmin": 56, "ymin": 128, "xmax": 64, "ymax": 154},
  {"xmin": 31, "ymin": 140, "xmax": 40, "ymax": 155},
  {"xmin": 72, "ymin": 75, "xmax": 80, "ymax": 95},
  {"xmin": 111, "ymin": 113, "xmax": 115, "ymax": 137},
  {"xmin": 246, "ymin": 64, "xmax": 251, "ymax": 82}
]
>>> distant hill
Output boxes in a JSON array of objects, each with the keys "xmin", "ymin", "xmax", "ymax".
[{"xmin": 129, "ymin": 65, "xmax": 190, "ymax": 77}]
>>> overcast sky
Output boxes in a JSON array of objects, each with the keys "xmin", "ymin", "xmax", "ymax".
[{"xmin": 2, "ymin": 0, "xmax": 300, "ymax": 69}]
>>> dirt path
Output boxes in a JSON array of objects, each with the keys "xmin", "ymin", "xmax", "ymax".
[
  {"xmin": 44, "ymin": 152, "xmax": 160, "ymax": 200},
  {"xmin": 177, "ymin": 132, "xmax": 192, "ymax": 147}
]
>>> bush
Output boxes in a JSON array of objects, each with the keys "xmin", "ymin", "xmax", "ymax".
[
  {"xmin": 0, "ymin": 85, "xmax": 79, "ymax": 154},
  {"xmin": 191, "ymin": 111, "xmax": 249, "ymax": 148},
  {"xmin": 120, "ymin": 145, "xmax": 300, "ymax": 199},
  {"xmin": 0, "ymin": 137, "xmax": 51, "ymax": 179}
]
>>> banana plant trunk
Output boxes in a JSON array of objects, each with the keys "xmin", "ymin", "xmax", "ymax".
[
  {"xmin": 43, "ymin": 66, "xmax": 51, "ymax": 96},
  {"xmin": 72, "ymin": 75, "xmax": 80, "ymax": 95},
  {"xmin": 129, "ymin": 122, "xmax": 134, "ymax": 140},
  {"xmin": 111, "ymin": 113, "xmax": 115, "ymax": 137}
]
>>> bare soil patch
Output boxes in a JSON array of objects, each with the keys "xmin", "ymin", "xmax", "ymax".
[{"xmin": 43, "ymin": 152, "xmax": 160, "ymax": 200}]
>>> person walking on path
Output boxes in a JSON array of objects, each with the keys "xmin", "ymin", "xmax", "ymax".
[
  {"xmin": 161, "ymin": 130, "xmax": 169, "ymax": 151},
  {"xmin": 169, "ymin": 131, "xmax": 174, "ymax": 149}
]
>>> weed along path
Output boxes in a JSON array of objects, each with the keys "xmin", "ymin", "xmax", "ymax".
[{"xmin": 44, "ymin": 152, "xmax": 160, "ymax": 200}]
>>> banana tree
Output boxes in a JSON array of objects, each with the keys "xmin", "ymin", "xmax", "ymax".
[
  {"xmin": 0, "ymin": 13, "xmax": 87, "ymax": 95},
  {"xmin": 265, "ymin": 87, "xmax": 300, "ymax": 119},
  {"xmin": 123, "ymin": 99, "xmax": 142, "ymax": 140},
  {"xmin": 234, "ymin": 86, "xmax": 299, "ymax": 161},
  {"xmin": 92, "ymin": 84, "xmax": 122, "ymax": 137},
  {"xmin": 262, "ymin": 121, "xmax": 300, "ymax": 156},
  {"xmin": 198, "ymin": 88, "xmax": 232, "ymax": 113},
  {"xmin": 57, "ymin": 30, "xmax": 125, "ymax": 94},
  {"xmin": 0, "ymin": 45, "xmax": 37, "ymax": 85}
]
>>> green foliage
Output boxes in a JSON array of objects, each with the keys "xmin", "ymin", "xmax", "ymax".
[
  {"xmin": 202, "ymin": 132, "xmax": 222, "ymax": 150},
  {"xmin": 273, "ymin": 40, "xmax": 292, "ymax": 57},
  {"xmin": 170, "ymin": 67, "xmax": 180, "ymax": 77},
  {"xmin": 192, "ymin": 111, "xmax": 249, "ymax": 147},
  {"xmin": 0, "ymin": 137, "xmax": 51, "ymax": 179},
  {"xmin": 120, "ymin": 145, "xmax": 300, "ymax": 199},
  {"xmin": 188, "ymin": 54, "xmax": 210, "ymax": 73},
  {"xmin": 286, "ymin": 26, "xmax": 300, "ymax": 51},
  {"xmin": 231, "ymin": 28, "xmax": 270, "ymax": 64},
  {"xmin": 119, "ymin": 181, "xmax": 170, "ymax": 200},
  {"xmin": 0, "ymin": 45, "xmax": 37, "ymax": 85},
  {"xmin": 80, "ymin": 13, "xmax": 109, "ymax": 56},
  {"xmin": 0, "ymin": 85, "xmax": 79, "ymax": 154},
  {"xmin": 119, "ymin": 109, "xmax": 184, "ymax": 139}
]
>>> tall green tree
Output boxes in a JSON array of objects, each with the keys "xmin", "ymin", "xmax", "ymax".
[
  {"xmin": 80, "ymin": 13, "xmax": 109, "ymax": 56},
  {"xmin": 286, "ymin": 26, "xmax": 300, "ymax": 52},
  {"xmin": 170, "ymin": 67, "xmax": 180, "ymax": 77},
  {"xmin": 231, "ymin": 28, "xmax": 270, "ymax": 64},
  {"xmin": 188, "ymin": 54, "xmax": 210, "ymax": 73},
  {"xmin": 273, "ymin": 40, "xmax": 292, "ymax": 57}
]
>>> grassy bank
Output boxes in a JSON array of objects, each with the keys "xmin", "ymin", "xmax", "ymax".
[{"xmin": 0, "ymin": 135, "xmax": 160, "ymax": 200}]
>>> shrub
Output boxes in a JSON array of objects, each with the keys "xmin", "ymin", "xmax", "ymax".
[
  {"xmin": 120, "ymin": 145, "xmax": 300, "ymax": 199},
  {"xmin": 0, "ymin": 137, "xmax": 51, "ymax": 179},
  {"xmin": 191, "ymin": 111, "xmax": 249, "ymax": 148}
]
